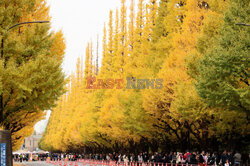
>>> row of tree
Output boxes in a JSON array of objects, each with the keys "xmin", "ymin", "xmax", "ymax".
[
  {"xmin": 39, "ymin": 0, "xmax": 249, "ymax": 153},
  {"xmin": 0, "ymin": 0, "xmax": 66, "ymax": 150}
]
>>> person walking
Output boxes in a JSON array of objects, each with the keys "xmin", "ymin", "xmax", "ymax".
[
  {"xmin": 234, "ymin": 151, "xmax": 241, "ymax": 166},
  {"xmin": 241, "ymin": 151, "xmax": 249, "ymax": 166},
  {"xmin": 172, "ymin": 152, "xmax": 177, "ymax": 164},
  {"xmin": 138, "ymin": 153, "xmax": 143, "ymax": 163},
  {"xmin": 203, "ymin": 153, "xmax": 209, "ymax": 166},
  {"xmin": 199, "ymin": 151, "xmax": 205, "ymax": 166},
  {"xmin": 221, "ymin": 150, "xmax": 229, "ymax": 166},
  {"xmin": 225, "ymin": 160, "xmax": 230, "ymax": 166},
  {"xmin": 208, "ymin": 153, "xmax": 216, "ymax": 166}
]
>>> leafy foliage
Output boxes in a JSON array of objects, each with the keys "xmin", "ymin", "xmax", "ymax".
[
  {"xmin": 196, "ymin": 0, "xmax": 250, "ymax": 114},
  {"xmin": 0, "ymin": 0, "xmax": 66, "ymax": 150},
  {"xmin": 40, "ymin": 0, "xmax": 249, "ymax": 153}
]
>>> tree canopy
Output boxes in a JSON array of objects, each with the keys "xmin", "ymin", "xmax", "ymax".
[
  {"xmin": 40, "ymin": 0, "xmax": 249, "ymax": 153},
  {"xmin": 0, "ymin": 0, "xmax": 66, "ymax": 150}
]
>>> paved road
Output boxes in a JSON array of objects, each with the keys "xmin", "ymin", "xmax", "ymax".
[
  {"xmin": 16, "ymin": 161, "xmax": 52, "ymax": 166},
  {"xmin": 15, "ymin": 161, "xmax": 84, "ymax": 166},
  {"xmin": 15, "ymin": 161, "xmax": 50, "ymax": 166}
]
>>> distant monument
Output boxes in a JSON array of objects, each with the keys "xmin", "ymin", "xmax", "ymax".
[{"xmin": 21, "ymin": 132, "xmax": 42, "ymax": 152}]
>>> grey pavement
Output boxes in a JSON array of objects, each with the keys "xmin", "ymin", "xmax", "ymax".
[
  {"xmin": 15, "ymin": 161, "xmax": 84, "ymax": 166},
  {"xmin": 15, "ymin": 161, "xmax": 51, "ymax": 166}
]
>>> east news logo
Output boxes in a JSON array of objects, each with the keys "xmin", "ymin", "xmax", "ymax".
[{"xmin": 86, "ymin": 77, "xmax": 163, "ymax": 89}]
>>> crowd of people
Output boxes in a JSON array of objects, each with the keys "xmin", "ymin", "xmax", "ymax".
[
  {"xmin": 13, "ymin": 153, "xmax": 29, "ymax": 162},
  {"xmin": 47, "ymin": 150, "xmax": 249, "ymax": 166},
  {"xmin": 13, "ymin": 153, "xmax": 48, "ymax": 162}
]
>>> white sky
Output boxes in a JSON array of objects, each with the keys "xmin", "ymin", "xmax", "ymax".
[
  {"xmin": 35, "ymin": 0, "xmax": 133, "ymax": 133},
  {"xmin": 47, "ymin": 0, "xmax": 132, "ymax": 75},
  {"xmin": 35, "ymin": 110, "xmax": 51, "ymax": 133}
]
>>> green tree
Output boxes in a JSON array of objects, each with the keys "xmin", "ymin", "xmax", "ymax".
[
  {"xmin": 196, "ymin": 0, "xmax": 250, "ymax": 114},
  {"xmin": 0, "ymin": 0, "xmax": 65, "ymax": 149}
]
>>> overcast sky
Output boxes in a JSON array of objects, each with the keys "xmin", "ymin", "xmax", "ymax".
[
  {"xmin": 47, "ymin": 0, "xmax": 132, "ymax": 75},
  {"xmin": 35, "ymin": 0, "xmax": 134, "ymax": 133}
]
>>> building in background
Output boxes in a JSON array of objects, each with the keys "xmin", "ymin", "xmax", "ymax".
[{"xmin": 21, "ymin": 132, "xmax": 42, "ymax": 152}]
